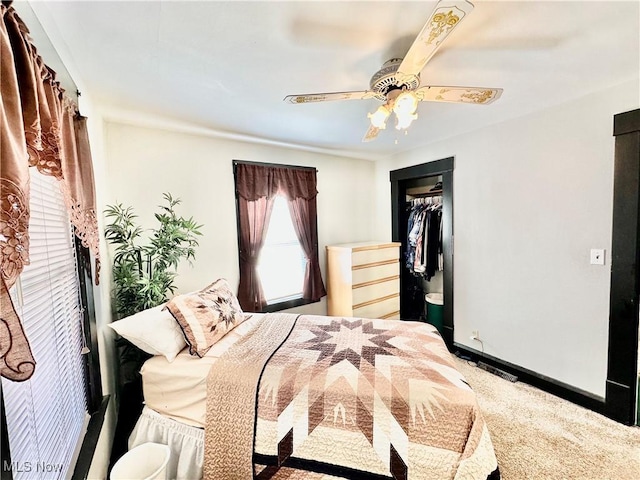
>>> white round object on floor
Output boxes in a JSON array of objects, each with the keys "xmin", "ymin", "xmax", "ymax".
[{"xmin": 110, "ymin": 442, "xmax": 171, "ymax": 480}]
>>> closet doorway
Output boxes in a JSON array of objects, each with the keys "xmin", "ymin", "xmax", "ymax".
[{"xmin": 390, "ymin": 157, "xmax": 454, "ymax": 348}]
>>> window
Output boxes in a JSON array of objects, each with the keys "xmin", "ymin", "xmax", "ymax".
[
  {"xmin": 257, "ymin": 196, "xmax": 306, "ymax": 304},
  {"xmin": 1, "ymin": 171, "xmax": 89, "ymax": 479},
  {"xmin": 234, "ymin": 161, "xmax": 326, "ymax": 312}
]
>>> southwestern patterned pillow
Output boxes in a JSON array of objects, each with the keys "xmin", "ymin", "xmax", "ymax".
[{"xmin": 165, "ymin": 278, "xmax": 245, "ymax": 357}]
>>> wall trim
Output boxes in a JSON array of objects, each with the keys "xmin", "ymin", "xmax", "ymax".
[
  {"xmin": 454, "ymin": 345, "xmax": 606, "ymax": 413},
  {"xmin": 1, "ymin": 389, "xmax": 12, "ymax": 480},
  {"xmin": 71, "ymin": 395, "xmax": 110, "ymax": 480},
  {"xmin": 606, "ymin": 108, "xmax": 640, "ymax": 425},
  {"xmin": 390, "ymin": 157, "xmax": 454, "ymax": 347},
  {"xmin": 102, "ymin": 110, "xmax": 388, "ymax": 162}
]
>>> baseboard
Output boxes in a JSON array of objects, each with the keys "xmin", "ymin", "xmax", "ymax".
[
  {"xmin": 453, "ymin": 343, "xmax": 606, "ymax": 414},
  {"xmin": 605, "ymin": 380, "xmax": 636, "ymax": 425},
  {"xmin": 71, "ymin": 395, "xmax": 110, "ymax": 480}
]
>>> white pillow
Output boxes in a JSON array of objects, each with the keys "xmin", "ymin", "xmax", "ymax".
[{"xmin": 108, "ymin": 305, "xmax": 187, "ymax": 362}]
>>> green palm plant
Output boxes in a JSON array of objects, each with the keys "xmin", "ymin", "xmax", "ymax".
[{"xmin": 105, "ymin": 193, "xmax": 203, "ymax": 319}]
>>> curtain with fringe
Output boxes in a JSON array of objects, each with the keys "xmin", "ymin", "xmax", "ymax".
[{"xmin": 0, "ymin": 2, "xmax": 100, "ymax": 381}]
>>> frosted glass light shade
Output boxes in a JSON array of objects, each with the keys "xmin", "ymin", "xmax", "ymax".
[
  {"xmin": 368, "ymin": 105, "xmax": 391, "ymax": 129},
  {"xmin": 393, "ymin": 91, "xmax": 419, "ymax": 115},
  {"xmin": 395, "ymin": 111, "xmax": 418, "ymax": 130}
]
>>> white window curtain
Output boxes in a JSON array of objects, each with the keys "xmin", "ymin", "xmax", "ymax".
[{"xmin": 1, "ymin": 170, "xmax": 89, "ymax": 479}]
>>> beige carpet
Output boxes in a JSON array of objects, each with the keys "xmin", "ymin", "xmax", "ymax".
[{"xmin": 454, "ymin": 358, "xmax": 640, "ymax": 480}]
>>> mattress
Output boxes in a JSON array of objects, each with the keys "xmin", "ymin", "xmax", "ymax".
[{"xmin": 141, "ymin": 313, "xmax": 264, "ymax": 428}]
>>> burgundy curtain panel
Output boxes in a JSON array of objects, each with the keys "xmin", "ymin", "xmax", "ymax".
[
  {"xmin": 282, "ymin": 169, "xmax": 327, "ymax": 302},
  {"xmin": 287, "ymin": 195, "xmax": 326, "ymax": 301},
  {"xmin": 235, "ymin": 163, "xmax": 326, "ymax": 311},
  {"xmin": 0, "ymin": 3, "xmax": 99, "ymax": 381},
  {"xmin": 236, "ymin": 196, "xmax": 275, "ymax": 312}
]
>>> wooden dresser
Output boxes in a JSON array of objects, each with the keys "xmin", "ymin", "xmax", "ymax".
[{"xmin": 326, "ymin": 241, "xmax": 401, "ymax": 319}]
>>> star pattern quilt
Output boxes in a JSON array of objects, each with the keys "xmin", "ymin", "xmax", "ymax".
[{"xmin": 204, "ymin": 313, "xmax": 499, "ymax": 480}]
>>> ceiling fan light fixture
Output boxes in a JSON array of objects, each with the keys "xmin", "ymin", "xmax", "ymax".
[
  {"xmin": 284, "ymin": 1, "xmax": 503, "ymax": 143},
  {"xmin": 393, "ymin": 91, "xmax": 419, "ymax": 115},
  {"xmin": 395, "ymin": 111, "xmax": 418, "ymax": 130},
  {"xmin": 368, "ymin": 104, "xmax": 391, "ymax": 129}
]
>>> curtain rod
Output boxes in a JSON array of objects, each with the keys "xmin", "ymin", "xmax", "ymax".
[{"xmin": 233, "ymin": 160, "xmax": 318, "ymax": 173}]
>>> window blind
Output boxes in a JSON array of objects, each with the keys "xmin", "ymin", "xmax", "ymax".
[{"xmin": 1, "ymin": 171, "xmax": 89, "ymax": 479}]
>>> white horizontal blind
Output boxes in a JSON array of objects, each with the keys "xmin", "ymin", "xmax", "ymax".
[{"xmin": 1, "ymin": 170, "xmax": 88, "ymax": 479}]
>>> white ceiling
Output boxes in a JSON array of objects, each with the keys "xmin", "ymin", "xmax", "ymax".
[{"xmin": 26, "ymin": 0, "xmax": 640, "ymax": 160}]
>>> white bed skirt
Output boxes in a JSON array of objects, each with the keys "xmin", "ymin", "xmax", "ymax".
[{"xmin": 129, "ymin": 407, "xmax": 204, "ymax": 480}]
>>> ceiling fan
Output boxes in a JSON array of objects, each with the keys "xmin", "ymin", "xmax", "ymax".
[{"xmin": 283, "ymin": 0, "xmax": 502, "ymax": 142}]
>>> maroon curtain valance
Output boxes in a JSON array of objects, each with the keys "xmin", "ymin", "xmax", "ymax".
[
  {"xmin": 1, "ymin": 3, "xmax": 100, "ymax": 382},
  {"xmin": 236, "ymin": 196, "xmax": 275, "ymax": 311},
  {"xmin": 235, "ymin": 163, "xmax": 318, "ymax": 201}
]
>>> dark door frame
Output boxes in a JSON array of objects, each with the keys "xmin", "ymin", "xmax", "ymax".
[
  {"xmin": 390, "ymin": 157, "xmax": 454, "ymax": 347},
  {"xmin": 606, "ymin": 108, "xmax": 640, "ymax": 425}
]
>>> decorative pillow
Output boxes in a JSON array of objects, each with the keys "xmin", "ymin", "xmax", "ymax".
[
  {"xmin": 107, "ymin": 305, "xmax": 187, "ymax": 362},
  {"xmin": 165, "ymin": 278, "xmax": 246, "ymax": 357}
]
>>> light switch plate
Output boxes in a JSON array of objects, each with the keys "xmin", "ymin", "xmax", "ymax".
[{"xmin": 590, "ymin": 248, "xmax": 605, "ymax": 265}]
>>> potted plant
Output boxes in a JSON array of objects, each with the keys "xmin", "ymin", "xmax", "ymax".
[{"xmin": 105, "ymin": 192, "xmax": 203, "ymax": 319}]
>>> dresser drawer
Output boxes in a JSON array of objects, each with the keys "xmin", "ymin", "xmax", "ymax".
[
  {"xmin": 352, "ymin": 294, "xmax": 400, "ymax": 320},
  {"xmin": 381, "ymin": 311, "xmax": 400, "ymax": 320},
  {"xmin": 352, "ymin": 277, "xmax": 399, "ymax": 306},
  {"xmin": 352, "ymin": 261, "xmax": 399, "ymax": 286},
  {"xmin": 351, "ymin": 246, "xmax": 399, "ymax": 267}
]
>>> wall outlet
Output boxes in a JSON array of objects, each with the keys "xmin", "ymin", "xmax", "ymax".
[
  {"xmin": 590, "ymin": 248, "xmax": 605, "ymax": 265},
  {"xmin": 470, "ymin": 330, "xmax": 479, "ymax": 341}
]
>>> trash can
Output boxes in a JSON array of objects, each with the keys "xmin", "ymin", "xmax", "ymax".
[
  {"xmin": 110, "ymin": 443, "xmax": 171, "ymax": 480},
  {"xmin": 425, "ymin": 293, "xmax": 444, "ymax": 334}
]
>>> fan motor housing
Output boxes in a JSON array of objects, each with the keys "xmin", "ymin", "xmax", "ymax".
[{"xmin": 369, "ymin": 58, "xmax": 420, "ymax": 101}]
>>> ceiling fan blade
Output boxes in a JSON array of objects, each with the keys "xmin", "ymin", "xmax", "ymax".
[
  {"xmin": 396, "ymin": 0, "xmax": 475, "ymax": 83},
  {"xmin": 415, "ymin": 86, "xmax": 503, "ymax": 104},
  {"xmin": 284, "ymin": 91, "xmax": 377, "ymax": 104},
  {"xmin": 362, "ymin": 125, "xmax": 380, "ymax": 142}
]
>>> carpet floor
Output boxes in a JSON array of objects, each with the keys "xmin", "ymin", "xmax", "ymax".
[{"xmin": 454, "ymin": 358, "xmax": 640, "ymax": 480}]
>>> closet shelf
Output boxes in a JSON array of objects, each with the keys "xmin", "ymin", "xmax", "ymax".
[{"xmin": 407, "ymin": 189, "xmax": 442, "ymax": 198}]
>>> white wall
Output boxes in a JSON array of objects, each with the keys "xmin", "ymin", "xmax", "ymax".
[
  {"xmin": 103, "ymin": 122, "xmax": 377, "ymax": 316},
  {"xmin": 373, "ymin": 79, "xmax": 639, "ymax": 397},
  {"xmin": 82, "ymin": 101, "xmax": 117, "ymax": 480}
]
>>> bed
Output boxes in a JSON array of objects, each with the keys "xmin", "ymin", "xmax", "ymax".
[{"xmin": 113, "ymin": 280, "xmax": 499, "ymax": 480}]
